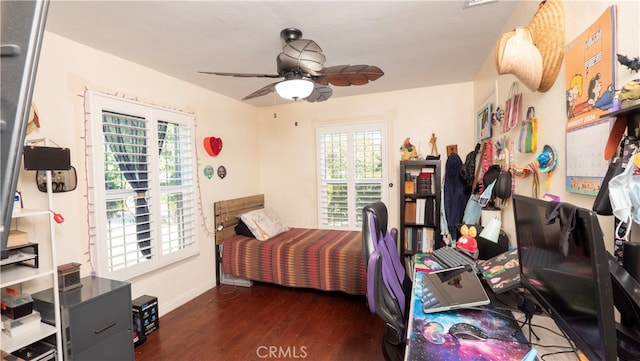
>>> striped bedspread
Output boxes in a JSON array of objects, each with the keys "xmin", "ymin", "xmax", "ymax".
[{"xmin": 222, "ymin": 228, "xmax": 366, "ymax": 295}]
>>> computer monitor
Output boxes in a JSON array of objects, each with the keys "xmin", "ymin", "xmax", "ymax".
[{"xmin": 512, "ymin": 194, "xmax": 618, "ymax": 360}]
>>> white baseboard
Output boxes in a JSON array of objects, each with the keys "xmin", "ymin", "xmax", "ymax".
[{"xmin": 159, "ymin": 280, "xmax": 217, "ymax": 316}]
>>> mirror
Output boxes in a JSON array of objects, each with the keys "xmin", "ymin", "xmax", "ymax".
[{"xmin": 36, "ymin": 166, "xmax": 78, "ymax": 193}]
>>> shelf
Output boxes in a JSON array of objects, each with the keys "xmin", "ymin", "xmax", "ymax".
[
  {"xmin": 404, "ymin": 223, "xmax": 437, "ymax": 228},
  {"xmin": 600, "ymin": 102, "xmax": 640, "ymax": 119},
  {"xmin": 0, "ymin": 252, "xmax": 37, "ymax": 267},
  {"xmin": 10, "ymin": 209, "xmax": 50, "ymax": 219},
  {"xmin": 0, "ymin": 267, "xmax": 55, "ymax": 288},
  {"xmin": 1, "ymin": 243, "xmax": 39, "ymax": 268},
  {"xmin": 0, "ymin": 321, "xmax": 57, "ymax": 353},
  {"xmin": 400, "ymin": 159, "xmax": 443, "ymax": 258},
  {"xmin": 404, "ymin": 193, "xmax": 437, "ymax": 199}
]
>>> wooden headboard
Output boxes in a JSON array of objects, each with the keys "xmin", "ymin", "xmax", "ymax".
[{"xmin": 214, "ymin": 194, "xmax": 264, "ymax": 245}]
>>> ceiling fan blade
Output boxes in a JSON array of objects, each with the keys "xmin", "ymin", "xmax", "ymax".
[
  {"xmin": 315, "ymin": 65, "xmax": 384, "ymax": 86},
  {"xmin": 306, "ymin": 85, "xmax": 333, "ymax": 103},
  {"xmin": 278, "ymin": 39, "xmax": 326, "ymax": 76},
  {"xmin": 241, "ymin": 81, "xmax": 280, "ymax": 101},
  {"xmin": 198, "ymin": 71, "xmax": 281, "ymax": 79}
]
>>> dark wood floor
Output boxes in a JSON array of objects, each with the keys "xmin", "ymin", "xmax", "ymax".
[{"xmin": 134, "ymin": 282, "xmax": 385, "ymax": 361}]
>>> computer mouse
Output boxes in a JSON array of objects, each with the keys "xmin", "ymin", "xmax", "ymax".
[{"xmin": 448, "ymin": 322, "xmax": 488, "ymax": 341}]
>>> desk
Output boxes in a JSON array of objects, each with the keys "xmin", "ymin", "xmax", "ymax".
[{"xmin": 404, "ymin": 270, "xmax": 536, "ymax": 361}]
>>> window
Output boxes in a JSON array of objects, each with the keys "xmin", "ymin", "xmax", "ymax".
[
  {"xmin": 316, "ymin": 121, "xmax": 387, "ymax": 229},
  {"xmin": 86, "ymin": 91, "xmax": 197, "ymax": 280}
]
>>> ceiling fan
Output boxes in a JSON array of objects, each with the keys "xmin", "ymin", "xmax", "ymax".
[{"xmin": 199, "ymin": 28, "xmax": 384, "ymax": 102}]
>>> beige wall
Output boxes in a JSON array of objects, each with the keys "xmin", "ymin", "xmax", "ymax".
[
  {"xmin": 256, "ymin": 83, "xmax": 476, "ymax": 231},
  {"xmin": 20, "ymin": 0, "xmax": 640, "ymax": 315},
  {"xmin": 476, "ymin": 0, "xmax": 640, "ymax": 253},
  {"xmin": 23, "ymin": 32, "xmax": 261, "ymax": 314}
]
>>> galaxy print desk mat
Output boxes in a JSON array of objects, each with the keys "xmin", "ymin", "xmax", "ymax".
[{"xmin": 405, "ymin": 271, "xmax": 536, "ymax": 361}]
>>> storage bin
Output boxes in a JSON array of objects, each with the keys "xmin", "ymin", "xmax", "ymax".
[{"xmin": 1, "ymin": 289, "xmax": 33, "ymax": 319}]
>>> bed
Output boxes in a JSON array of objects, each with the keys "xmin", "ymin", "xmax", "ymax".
[{"xmin": 214, "ymin": 195, "xmax": 366, "ymax": 295}]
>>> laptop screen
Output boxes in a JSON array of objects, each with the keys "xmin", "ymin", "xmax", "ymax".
[{"xmin": 421, "ymin": 270, "xmax": 490, "ymax": 313}]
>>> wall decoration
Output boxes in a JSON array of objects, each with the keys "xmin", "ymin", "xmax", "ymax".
[
  {"xmin": 446, "ymin": 144, "xmax": 458, "ymax": 157},
  {"xmin": 564, "ymin": 6, "xmax": 616, "ymax": 195},
  {"xmin": 217, "ymin": 165, "xmax": 227, "ymax": 179},
  {"xmin": 203, "ymin": 136, "xmax": 223, "ymax": 157},
  {"xmin": 477, "ymin": 101, "xmax": 492, "ymax": 141},
  {"xmin": 203, "ymin": 165, "xmax": 215, "ymax": 179}
]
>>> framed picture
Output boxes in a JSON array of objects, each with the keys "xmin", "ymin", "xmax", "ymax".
[{"xmin": 477, "ymin": 102, "xmax": 492, "ymax": 141}]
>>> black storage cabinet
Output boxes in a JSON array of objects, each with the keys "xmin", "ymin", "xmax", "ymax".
[{"xmin": 32, "ymin": 276, "xmax": 134, "ymax": 361}]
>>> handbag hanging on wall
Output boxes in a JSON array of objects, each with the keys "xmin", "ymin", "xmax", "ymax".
[
  {"xmin": 503, "ymin": 82, "xmax": 522, "ymax": 133},
  {"xmin": 462, "ymin": 180, "xmax": 496, "ymax": 225},
  {"xmin": 518, "ymin": 107, "xmax": 538, "ymax": 153}
]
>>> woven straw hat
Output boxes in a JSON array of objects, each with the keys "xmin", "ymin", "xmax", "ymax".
[
  {"xmin": 495, "ymin": 27, "xmax": 543, "ymax": 92},
  {"xmin": 528, "ymin": 0, "xmax": 566, "ymax": 92},
  {"xmin": 495, "ymin": 0, "xmax": 566, "ymax": 92}
]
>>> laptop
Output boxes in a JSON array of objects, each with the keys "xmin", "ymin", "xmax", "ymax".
[
  {"xmin": 421, "ymin": 270, "xmax": 490, "ymax": 313},
  {"xmin": 477, "ymin": 249, "xmax": 521, "ymax": 294}
]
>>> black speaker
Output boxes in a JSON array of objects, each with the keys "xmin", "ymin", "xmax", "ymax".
[
  {"xmin": 23, "ymin": 146, "xmax": 70, "ymax": 170},
  {"xmin": 623, "ymin": 241, "xmax": 640, "ymax": 283}
]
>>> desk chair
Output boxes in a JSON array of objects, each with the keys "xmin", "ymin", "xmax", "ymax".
[
  {"xmin": 363, "ymin": 201, "xmax": 390, "ymax": 264},
  {"xmin": 363, "ymin": 202, "xmax": 412, "ymax": 361}
]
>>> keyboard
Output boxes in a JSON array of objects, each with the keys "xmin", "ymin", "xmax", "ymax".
[
  {"xmin": 421, "ymin": 276, "xmax": 442, "ymax": 309},
  {"xmin": 432, "ymin": 246, "xmax": 478, "ymax": 272}
]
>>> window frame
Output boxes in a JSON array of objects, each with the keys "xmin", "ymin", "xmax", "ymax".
[
  {"xmin": 315, "ymin": 120, "xmax": 388, "ymax": 230},
  {"xmin": 85, "ymin": 91, "xmax": 199, "ymax": 281}
]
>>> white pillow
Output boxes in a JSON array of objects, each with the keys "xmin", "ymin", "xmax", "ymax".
[{"xmin": 239, "ymin": 207, "xmax": 289, "ymax": 241}]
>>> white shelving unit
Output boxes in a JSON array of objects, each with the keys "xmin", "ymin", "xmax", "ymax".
[{"xmin": 1, "ymin": 171, "xmax": 63, "ymax": 358}]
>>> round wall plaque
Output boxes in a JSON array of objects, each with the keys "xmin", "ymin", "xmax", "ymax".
[{"xmin": 217, "ymin": 165, "xmax": 227, "ymax": 179}]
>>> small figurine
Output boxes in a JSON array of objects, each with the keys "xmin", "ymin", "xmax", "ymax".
[
  {"xmin": 429, "ymin": 133, "xmax": 438, "ymax": 156},
  {"xmin": 426, "ymin": 133, "xmax": 441, "ymax": 160},
  {"xmin": 456, "ymin": 224, "xmax": 479, "ymax": 259},
  {"xmin": 400, "ymin": 137, "xmax": 418, "ymax": 160}
]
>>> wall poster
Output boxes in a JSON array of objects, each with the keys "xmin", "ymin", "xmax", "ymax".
[{"xmin": 565, "ymin": 6, "xmax": 617, "ymax": 195}]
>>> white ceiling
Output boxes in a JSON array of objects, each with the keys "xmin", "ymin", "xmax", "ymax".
[{"xmin": 44, "ymin": 0, "xmax": 520, "ymax": 107}]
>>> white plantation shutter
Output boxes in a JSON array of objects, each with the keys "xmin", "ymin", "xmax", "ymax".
[
  {"xmin": 317, "ymin": 121, "xmax": 387, "ymax": 229},
  {"xmin": 86, "ymin": 91, "xmax": 198, "ymax": 280}
]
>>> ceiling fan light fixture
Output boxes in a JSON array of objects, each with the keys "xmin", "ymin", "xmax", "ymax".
[
  {"xmin": 463, "ymin": 0, "xmax": 496, "ymax": 8},
  {"xmin": 275, "ymin": 79, "xmax": 314, "ymax": 100}
]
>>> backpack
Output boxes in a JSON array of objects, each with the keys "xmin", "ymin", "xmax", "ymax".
[{"xmin": 461, "ymin": 143, "xmax": 481, "ymax": 196}]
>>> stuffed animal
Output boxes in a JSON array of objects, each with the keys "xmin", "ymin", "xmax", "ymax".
[{"xmin": 457, "ymin": 224, "xmax": 479, "ymax": 259}]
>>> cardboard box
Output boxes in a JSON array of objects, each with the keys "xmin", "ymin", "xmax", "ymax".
[
  {"xmin": 7, "ymin": 230, "xmax": 29, "ymax": 247},
  {"xmin": 132, "ymin": 295, "xmax": 159, "ymax": 335}
]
